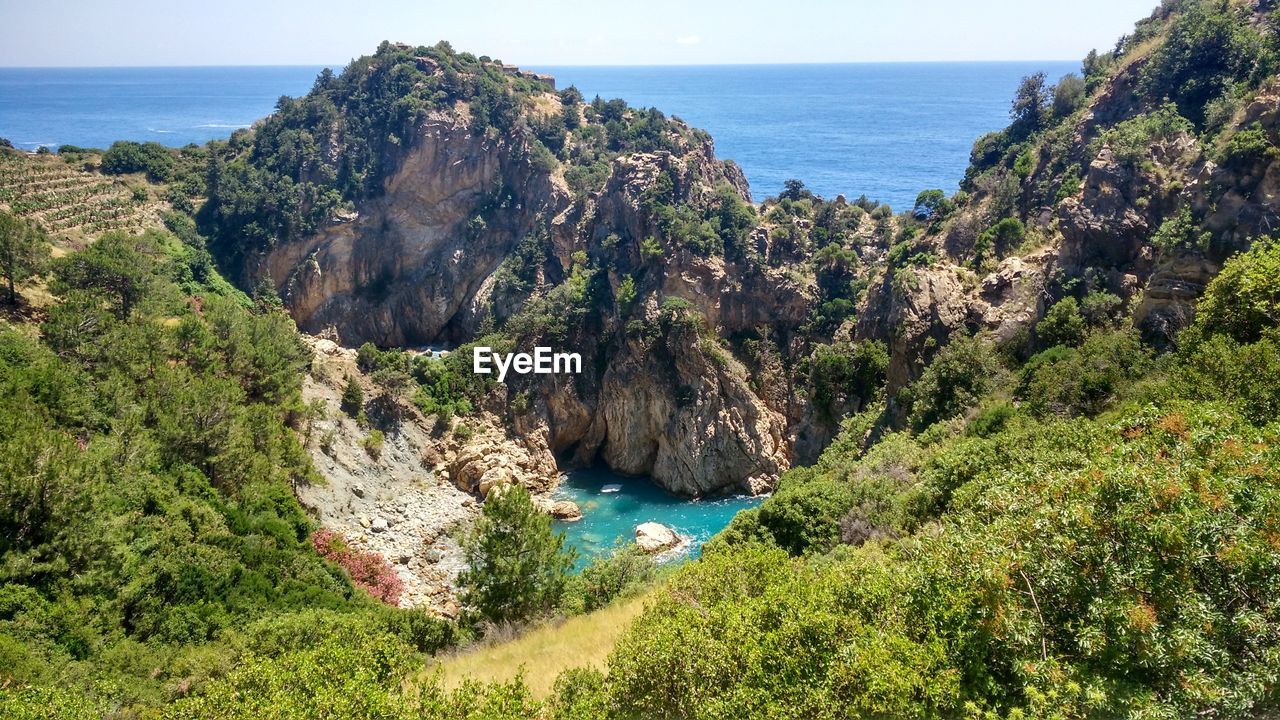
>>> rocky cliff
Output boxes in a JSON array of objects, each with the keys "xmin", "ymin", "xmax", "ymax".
[{"xmin": 208, "ymin": 5, "xmax": 1280, "ymax": 498}]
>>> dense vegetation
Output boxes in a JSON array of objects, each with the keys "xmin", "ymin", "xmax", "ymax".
[
  {"xmin": 0, "ymin": 228, "xmax": 456, "ymax": 714},
  {"xmin": 591, "ymin": 239, "xmax": 1280, "ymax": 719},
  {"xmin": 199, "ymin": 40, "xmax": 704, "ymax": 273}
]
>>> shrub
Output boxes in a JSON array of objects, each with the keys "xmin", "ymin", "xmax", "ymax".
[
  {"xmin": 457, "ymin": 485, "xmax": 575, "ymax": 623},
  {"xmin": 1139, "ymin": 1, "xmax": 1270, "ymax": 127},
  {"xmin": 311, "ymin": 529, "xmax": 404, "ymax": 605},
  {"xmin": 1080, "ymin": 291, "xmax": 1123, "ymax": 328},
  {"xmin": 577, "ymin": 543, "xmax": 656, "ymax": 612},
  {"xmin": 1036, "ymin": 296, "xmax": 1087, "ymax": 348},
  {"xmin": 1177, "ymin": 329, "xmax": 1280, "ymax": 426},
  {"xmin": 1150, "ymin": 206, "xmax": 1210, "ymax": 255},
  {"xmin": 1018, "ymin": 329, "xmax": 1149, "ymax": 417},
  {"xmin": 973, "ymin": 217, "xmax": 1024, "ymax": 269},
  {"xmin": 807, "ymin": 340, "xmax": 889, "ymax": 423},
  {"xmin": 1095, "ymin": 104, "xmax": 1193, "ymax": 169},
  {"xmin": 1191, "ymin": 236, "xmax": 1280, "ymax": 343},
  {"xmin": 100, "ymin": 140, "xmax": 175, "ymax": 182},
  {"xmin": 1217, "ymin": 123, "xmax": 1280, "ymax": 171},
  {"xmin": 904, "ymin": 335, "xmax": 1001, "ymax": 431},
  {"xmin": 614, "ymin": 275, "xmax": 637, "ymax": 312},
  {"xmin": 754, "ymin": 469, "xmax": 855, "ymax": 555},
  {"xmin": 965, "ymin": 401, "xmax": 1017, "ymax": 438},
  {"xmin": 362, "ymin": 429, "xmax": 385, "ymax": 459}
]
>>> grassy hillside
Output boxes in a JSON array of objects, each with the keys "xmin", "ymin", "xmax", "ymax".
[{"xmin": 430, "ymin": 591, "xmax": 653, "ymax": 698}]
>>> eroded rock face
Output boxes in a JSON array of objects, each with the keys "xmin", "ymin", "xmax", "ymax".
[
  {"xmin": 589, "ymin": 324, "xmax": 787, "ymax": 497},
  {"xmin": 267, "ymin": 116, "xmax": 571, "ymax": 346},
  {"xmin": 264, "ymin": 107, "xmax": 797, "ymax": 497}
]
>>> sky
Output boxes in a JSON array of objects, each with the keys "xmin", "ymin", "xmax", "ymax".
[{"xmin": 0, "ymin": 0, "xmax": 1161, "ymax": 67}]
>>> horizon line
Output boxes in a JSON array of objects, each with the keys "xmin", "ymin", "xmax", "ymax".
[{"xmin": 0, "ymin": 58, "xmax": 1084, "ymax": 71}]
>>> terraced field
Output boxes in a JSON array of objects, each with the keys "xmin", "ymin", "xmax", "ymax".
[{"xmin": 0, "ymin": 151, "xmax": 165, "ymax": 238}]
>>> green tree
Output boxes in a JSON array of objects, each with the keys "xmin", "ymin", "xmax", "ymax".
[
  {"xmin": 779, "ymin": 179, "xmax": 810, "ymax": 202},
  {"xmin": 1037, "ymin": 296, "xmax": 1087, "ymax": 348},
  {"xmin": 911, "ymin": 189, "xmax": 952, "ymax": 221},
  {"xmin": 458, "ymin": 484, "xmax": 575, "ymax": 623},
  {"xmin": 1010, "ymin": 72, "xmax": 1050, "ymax": 139},
  {"xmin": 50, "ymin": 231, "xmax": 157, "ymax": 318},
  {"xmin": 0, "ymin": 211, "xmax": 49, "ymax": 306},
  {"xmin": 341, "ymin": 375, "xmax": 365, "ymax": 418},
  {"xmin": 1051, "ymin": 73, "xmax": 1086, "ymax": 118}
]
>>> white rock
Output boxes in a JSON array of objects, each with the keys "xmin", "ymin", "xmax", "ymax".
[
  {"xmin": 371, "ymin": 517, "xmax": 389, "ymax": 533},
  {"xmin": 635, "ymin": 522, "xmax": 680, "ymax": 553}
]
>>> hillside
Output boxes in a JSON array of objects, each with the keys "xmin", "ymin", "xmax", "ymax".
[{"xmin": 0, "ymin": 0, "xmax": 1279, "ymax": 717}]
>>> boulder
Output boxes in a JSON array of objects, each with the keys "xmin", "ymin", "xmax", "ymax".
[
  {"xmin": 635, "ymin": 522, "xmax": 680, "ymax": 553},
  {"xmin": 550, "ymin": 500, "xmax": 582, "ymax": 521}
]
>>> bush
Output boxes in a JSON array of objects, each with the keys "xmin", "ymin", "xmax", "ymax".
[
  {"xmin": 1018, "ymin": 329, "xmax": 1149, "ymax": 417},
  {"xmin": 1139, "ymin": 1, "xmax": 1270, "ymax": 128},
  {"xmin": 311, "ymin": 529, "xmax": 404, "ymax": 605},
  {"xmin": 607, "ymin": 404, "xmax": 1280, "ymax": 718},
  {"xmin": 973, "ymin": 217, "xmax": 1024, "ymax": 269},
  {"xmin": 1217, "ymin": 123, "xmax": 1280, "ymax": 171},
  {"xmin": 1150, "ymin": 206, "xmax": 1210, "ymax": 255},
  {"xmin": 1095, "ymin": 104, "xmax": 1194, "ymax": 169},
  {"xmin": 1036, "ymin": 296, "xmax": 1087, "ymax": 348},
  {"xmin": 576, "ymin": 543, "xmax": 656, "ymax": 612},
  {"xmin": 100, "ymin": 141, "xmax": 175, "ymax": 182},
  {"xmin": 362, "ymin": 429, "xmax": 385, "ymax": 459},
  {"xmin": 1177, "ymin": 329, "xmax": 1280, "ymax": 426},
  {"xmin": 807, "ymin": 340, "xmax": 889, "ymax": 423},
  {"xmin": 904, "ymin": 335, "xmax": 1001, "ymax": 431},
  {"xmin": 1080, "ymin": 291, "xmax": 1123, "ymax": 328},
  {"xmin": 457, "ymin": 485, "xmax": 575, "ymax": 623},
  {"xmin": 753, "ymin": 469, "xmax": 854, "ymax": 555},
  {"xmin": 1191, "ymin": 236, "xmax": 1280, "ymax": 343}
]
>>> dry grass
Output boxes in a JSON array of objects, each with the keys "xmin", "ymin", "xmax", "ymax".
[{"xmin": 425, "ymin": 591, "xmax": 654, "ymax": 699}]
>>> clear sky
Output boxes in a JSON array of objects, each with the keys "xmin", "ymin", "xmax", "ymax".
[{"xmin": 1, "ymin": 0, "xmax": 1160, "ymax": 67}]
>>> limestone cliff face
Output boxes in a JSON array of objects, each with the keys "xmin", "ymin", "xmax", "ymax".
[
  {"xmin": 267, "ymin": 115, "xmax": 570, "ymax": 346},
  {"xmin": 260, "ymin": 96, "xmax": 797, "ymax": 496}
]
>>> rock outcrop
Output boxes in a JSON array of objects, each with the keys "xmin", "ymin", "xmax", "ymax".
[
  {"xmin": 635, "ymin": 522, "xmax": 681, "ymax": 553},
  {"xmin": 258, "ymin": 79, "xmax": 800, "ymax": 497}
]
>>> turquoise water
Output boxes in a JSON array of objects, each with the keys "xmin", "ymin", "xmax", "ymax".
[
  {"xmin": 551, "ymin": 467, "xmax": 763, "ymax": 570},
  {"xmin": 0, "ymin": 62, "xmax": 1073, "ymax": 209}
]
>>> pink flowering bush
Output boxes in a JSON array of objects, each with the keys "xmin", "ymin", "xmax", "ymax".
[{"xmin": 311, "ymin": 528, "xmax": 405, "ymax": 605}]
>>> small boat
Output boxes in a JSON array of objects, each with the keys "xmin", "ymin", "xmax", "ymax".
[{"xmin": 601, "ymin": 483, "xmax": 623, "ymax": 494}]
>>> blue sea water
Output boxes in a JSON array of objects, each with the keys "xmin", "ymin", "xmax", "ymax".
[
  {"xmin": 0, "ymin": 66, "xmax": 327, "ymax": 152},
  {"xmin": 0, "ymin": 61, "xmax": 1074, "ymax": 208},
  {"xmin": 0, "ymin": 61, "xmax": 1072, "ymax": 559},
  {"xmin": 551, "ymin": 467, "xmax": 763, "ymax": 570}
]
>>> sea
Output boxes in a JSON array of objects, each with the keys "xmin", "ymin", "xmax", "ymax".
[
  {"xmin": 0, "ymin": 61, "xmax": 1076, "ymax": 563},
  {"xmin": 0, "ymin": 61, "xmax": 1076, "ymax": 209}
]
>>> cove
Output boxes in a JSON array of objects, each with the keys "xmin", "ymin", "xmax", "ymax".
[{"xmin": 551, "ymin": 466, "xmax": 764, "ymax": 571}]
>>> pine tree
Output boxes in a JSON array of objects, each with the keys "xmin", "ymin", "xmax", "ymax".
[
  {"xmin": 0, "ymin": 210, "xmax": 49, "ymax": 306},
  {"xmin": 340, "ymin": 375, "xmax": 365, "ymax": 418},
  {"xmin": 458, "ymin": 484, "xmax": 575, "ymax": 623}
]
